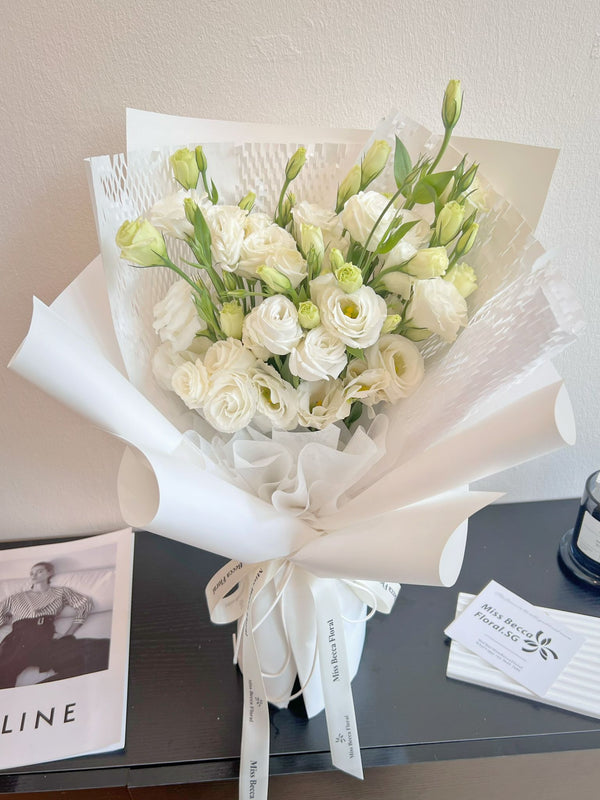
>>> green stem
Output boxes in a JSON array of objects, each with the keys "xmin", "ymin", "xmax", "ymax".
[
  {"xmin": 429, "ymin": 128, "xmax": 453, "ymax": 173},
  {"xmin": 358, "ymin": 188, "xmax": 403, "ymax": 272}
]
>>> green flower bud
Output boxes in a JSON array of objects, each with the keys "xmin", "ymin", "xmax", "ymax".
[
  {"xmin": 442, "ymin": 79, "xmax": 463, "ymax": 130},
  {"xmin": 184, "ymin": 197, "xmax": 198, "ymax": 225},
  {"xmin": 454, "ymin": 222, "xmax": 479, "ymax": 258},
  {"xmin": 335, "ymin": 263, "xmax": 363, "ymax": 294},
  {"xmin": 444, "ymin": 261, "xmax": 478, "ymax": 298},
  {"xmin": 298, "ymin": 300, "xmax": 321, "ymax": 329},
  {"xmin": 195, "ymin": 145, "xmax": 208, "ymax": 173},
  {"xmin": 219, "ymin": 301, "xmax": 244, "ymax": 339},
  {"xmin": 238, "ymin": 191, "xmax": 256, "ymax": 212},
  {"xmin": 285, "ymin": 147, "xmax": 307, "ymax": 182},
  {"xmin": 458, "ymin": 162, "xmax": 478, "ymax": 193},
  {"xmin": 257, "ymin": 265, "xmax": 292, "ymax": 293},
  {"xmin": 279, "ymin": 192, "xmax": 296, "ymax": 228},
  {"xmin": 222, "ymin": 271, "xmax": 238, "ymax": 291},
  {"xmin": 403, "ymin": 325, "xmax": 432, "ymax": 342},
  {"xmin": 329, "ymin": 247, "xmax": 346, "ymax": 272},
  {"xmin": 336, "ymin": 164, "xmax": 361, "ymax": 213},
  {"xmin": 381, "ymin": 313, "xmax": 401, "ymax": 334},
  {"xmin": 170, "ymin": 147, "xmax": 199, "ymax": 190},
  {"xmin": 116, "ymin": 218, "xmax": 167, "ymax": 267},
  {"xmin": 300, "ymin": 224, "xmax": 324, "ymax": 263},
  {"xmin": 435, "ymin": 201, "xmax": 465, "ymax": 245},
  {"xmin": 360, "ymin": 140, "xmax": 392, "ymax": 190},
  {"xmin": 404, "ymin": 247, "xmax": 449, "ymax": 279}
]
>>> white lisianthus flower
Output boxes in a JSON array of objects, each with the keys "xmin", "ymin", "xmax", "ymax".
[
  {"xmin": 315, "ymin": 280, "xmax": 387, "ymax": 348},
  {"xmin": 253, "ymin": 364, "xmax": 299, "ymax": 431},
  {"xmin": 203, "ymin": 338, "xmax": 257, "ymax": 375},
  {"xmin": 265, "ymin": 245, "xmax": 308, "ymax": 288},
  {"xmin": 365, "ymin": 334, "xmax": 425, "ymax": 402},
  {"xmin": 147, "ymin": 189, "xmax": 208, "ymax": 240},
  {"xmin": 244, "ymin": 212, "xmax": 273, "ymax": 236},
  {"xmin": 343, "ymin": 358, "xmax": 391, "ymax": 406},
  {"xmin": 152, "ymin": 339, "xmax": 211, "ymax": 391},
  {"xmin": 202, "ymin": 371, "xmax": 258, "ymax": 433},
  {"xmin": 204, "ymin": 204, "xmax": 248, "ymax": 270},
  {"xmin": 238, "ymin": 224, "xmax": 298, "ymax": 278},
  {"xmin": 297, "ymin": 379, "xmax": 351, "ymax": 430},
  {"xmin": 289, "ymin": 326, "xmax": 347, "ymax": 382},
  {"xmin": 242, "ymin": 295, "xmax": 303, "ymax": 358},
  {"xmin": 153, "ymin": 279, "xmax": 206, "ymax": 351},
  {"xmin": 171, "ymin": 359, "xmax": 210, "ymax": 409},
  {"xmin": 341, "ymin": 191, "xmax": 395, "ymax": 250},
  {"xmin": 406, "ymin": 277, "xmax": 468, "ymax": 342}
]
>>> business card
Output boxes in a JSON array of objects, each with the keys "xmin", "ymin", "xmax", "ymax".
[{"xmin": 445, "ymin": 581, "xmax": 586, "ymax": 696}]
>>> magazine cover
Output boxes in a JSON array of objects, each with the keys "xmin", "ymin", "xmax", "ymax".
[{"xmin": 0, "ymin": 529, "xmax": 133, "ymax": 770}]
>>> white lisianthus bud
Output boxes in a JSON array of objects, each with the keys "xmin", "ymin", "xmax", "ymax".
[
  {"xmin": 442, "ymin": 79, "xmax": 463, "ymax": 130},
  {"xmin": 116, "ymin": 218, "xmax": 168, "ymax": 267},
  {"xmin": 204, "ymin": 205, "xmax": 248, "ymax": 270},
  {"xmin": 454, "ymin": 223, "xmax": 479, "ymax": 258},
  {"xmin": 252, "ymin": 364, "xmax": 299, "ymax": 431},
  {"xmin": 365, "ymin": 334, "xmax": 425, "ymax": 402},
  {"xmin": 328, "ymin": 248, "xmax": 346, "ymax": 272},
  {"xmin": 242, "ymin": 295, "xmax": 303, "ymax": 358},
  {"xmin": 336, "ymin": 164, "xmax": 361, "ymax": 212},
  {"xmin": 463, "ymin": 177, "xmax": 488, "ymax": 217},
  {"xmin": 203, "ymin": 338, "xmax": 256, "ymax": 374},
  {"xmin": 298, "ymin": 300, "xmax": 320, "ymax": 330},
  {"xmin": 202, "ymin": 371, "xmax": 258, "ymax": 433},
  {"xmin": 405, "ymin": 277, "xmax": 468, "ymax": 342},
  {"xmin": 335, "ymin": 263, "xmax": 363, "ymax": 294},
  {"xmin": 443, "ymin": 262, "xmax": 478, "ymax": 298},
  {"xmin": 297, "ymin": 379, "xmax": 351, "ymax": 430},
  {"xmin": 285, "ymin": 147, "xmax": 307, "ymax": 181},
  {"xmin": 292, "ymin": 202, "xmax": 348, "ymax": 271},
  {"xmin": 383, "ymin": 240, "xmax": 417, "ymax": 270},
  {"xmin": 238, "ymin": 191, "xmax": 256, "ymax": 212},
  {"xmin": 152, "ymin": 279, "xmax": 206, "ymax": 351},
  {"xmin": 257, "ymin": 265, "xmax": 293, "ymax": 293},
  {"xmin": 380, "ymin": 271, "xmax": 414, "ymax": 299},
  {"xmin": 265, "ymin": 245, "xmax": 308, "ymax": 288},
  {"xmin": 435, "ymin": 201, "xmax": 465, "ymax": 245},
  {"xmin": 170, "ymin": 147, "xmax": 199, "ymax": 190},
  {"xmin": 300, "ymin": 224, "xmax": 325, "ymax": 262},
  {"xmin": 341, "ymin": 191, "xmax": 395, "ymax": 250},
  {"xmin": 171, "ymin": 359, "xmax": 210, "ymax": 409},
  {"xmin": 289, "ymin": 326, "xmax": 347, "ymax": 381},
  {"xmin": 343, "ymin": 358, "xmax": 391, "ymax": 406},
  {"xmin": 404, "ymin": 247, "xmax": 449, "ymax": 279},
  {"xmin": 381, "ymin": 314, "xmax": 401, "ymax": 334},
  {"xmin": 360, "ymin": 140, "xmax": 392, "ymax": 189},
  {"xmin": 316, "ymin": 281, "xmax": 387, "ymax": 348},
  {"xmin": 219, "ymin": 302, "xmax": 245, "ymax": 339}
]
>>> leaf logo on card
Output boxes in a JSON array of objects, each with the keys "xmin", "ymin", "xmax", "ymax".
[{"xmin": 522, "ymin": 631, "xmax": 558, "ymax": 661}]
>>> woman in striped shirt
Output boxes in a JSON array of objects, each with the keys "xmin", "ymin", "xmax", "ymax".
[{"xmin": 0, "ymin": 562, "xmax": 96, "ymax": 689}]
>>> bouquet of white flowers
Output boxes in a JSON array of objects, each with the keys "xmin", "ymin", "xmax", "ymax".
[{"xmin": 10, "ymin": 82, "xmax": 583, "ymax": 799}]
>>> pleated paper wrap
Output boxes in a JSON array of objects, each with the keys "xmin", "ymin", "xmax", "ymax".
[{"xmin": 10, "ymin": 110, "xmax": 583, "ymax": 798}]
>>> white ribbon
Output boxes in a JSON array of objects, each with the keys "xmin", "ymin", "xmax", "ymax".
[{"xmin": 206, "ymin": 560, "xmax": 399, "ymax": 799}]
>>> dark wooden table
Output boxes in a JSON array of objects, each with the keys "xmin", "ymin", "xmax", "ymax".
[{"xmin": 1, "ymin": 497, "xmax": 600, "ymax": 796}]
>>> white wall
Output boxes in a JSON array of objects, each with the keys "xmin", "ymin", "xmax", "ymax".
[{"xmin": 1, "ymin": 0, "xmax": 599, "ymax": 540}]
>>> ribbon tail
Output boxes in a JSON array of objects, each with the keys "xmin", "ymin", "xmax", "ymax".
[{"xmin": 310, "ymin": 577, "xmax": 364, "ymax": 780}]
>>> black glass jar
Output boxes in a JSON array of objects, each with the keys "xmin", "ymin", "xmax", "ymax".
[{"xmin": 558, "ymin": 470, "xmax": 600, "ymax": 588}]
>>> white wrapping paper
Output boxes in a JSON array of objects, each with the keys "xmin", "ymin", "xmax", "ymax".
[{"xmin": 9, "ymin": 109, "xmax": 584, "ymax": 797}]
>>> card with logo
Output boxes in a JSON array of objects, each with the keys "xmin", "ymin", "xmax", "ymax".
[{"xmin": 444, "ymin": 580, "xmax": 586, "ymax": 696}]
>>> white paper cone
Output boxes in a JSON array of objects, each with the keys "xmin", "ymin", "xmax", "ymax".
[{"xmin": 292, "ymin": 491, "xmax": 502, "ymax": 585}]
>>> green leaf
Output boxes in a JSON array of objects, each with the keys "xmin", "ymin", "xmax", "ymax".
[
  {"xmin": 376, "ymin": 220, "xmax": 419, "ymax": 254},
  {"xmin": 424, "ymin": 170, "xmax": 454, "ymax": 195},
  {"xmin": 346, "ymin": 346, "xmax": 364, "ymax": 361},
  {"xmin": 344, "ymin": 401, "xmax": 364, "ymax": 429},
  {"xmin": 210, "ymin": 179, "xmax": 219, "ymax": 205},
  {"xmin": 393, "ymin": 136, "xmax": 412, "ymax": 188},
  {"xmin": 193, "ymin": 206, "xmax": 212, "ymax": 264},
  {"xmin": 411, "ymin": 180, "xmax": 439, "ymax": 205}
]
